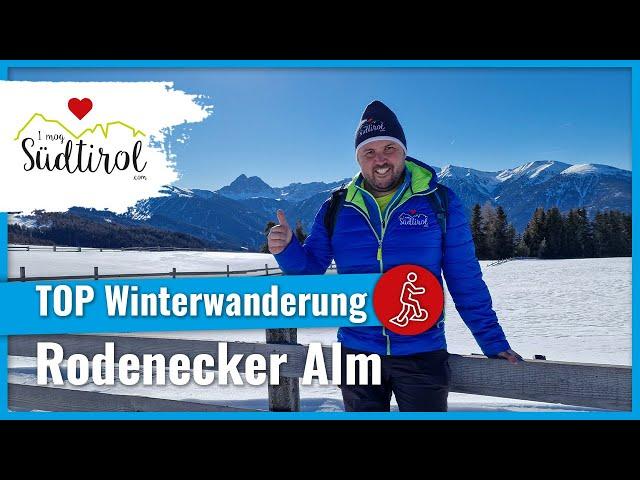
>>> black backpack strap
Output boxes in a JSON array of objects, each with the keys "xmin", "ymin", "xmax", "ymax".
[
  {"xmin": 426, "ymin": 186, "xmax": 449, "ymax": 255},
  {"xmin": 324, "ymin": 185, "xmax": 347, "ymax": 239}
]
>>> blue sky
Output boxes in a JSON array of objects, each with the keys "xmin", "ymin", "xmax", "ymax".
[{"xmin": 10, "ymin": 68, "xmax": 631, "ymax": 190}]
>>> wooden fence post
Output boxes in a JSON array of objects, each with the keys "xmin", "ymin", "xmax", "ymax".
[
  {"xmin": 53, "ymin": 245, "xmax": 56, "ymax": 252},
  {"xmin": 26, "ymin": 245, "xmax": 29, "ymax": 252},
  {"xmin": 226, "ymin": 265, "xmax": 230, "ymax": 277},
  {"xmin": 265, "ymin": 264, "xmax": 269, "ymax": 276},
  {"xmin": 20, "ymin": 267, "xmax": 25, "ymax": 282},
  {"xmin": 266, "ymin": 328, "xmax": 300, "ymax": 412},
  {"xmin": 94, "ymin": 267, "xmax": 99, "ymax": 280},
  {"xmin": 172, "ymin": 267, "xmax": 176, "ymax": 279}
]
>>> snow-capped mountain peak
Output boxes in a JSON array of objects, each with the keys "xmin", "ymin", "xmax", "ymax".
[
  {"xmin": 215, "ymin": 174, "xmax": 278, "ymax": 200},
  {"xmin": 158, "ymin": 185, "xmax": 195, "ymax": 198},
  {"xmin": 437, "ymin": 164, "xmax": 501, "ymax": 195},
  {"xmin": 215, "ymin": 175, "xmax": 351, "ymax": 202},
  {"xmin": 496, "ymin": 160, "xmax": 572, "ymax": 183},
  {"xmin": 90, "ymin": 159, "xmax": 629, "ymax": 251},
  {"xmin": 561, "ymin": 163, "xmax": 631, "ymax": 177}
]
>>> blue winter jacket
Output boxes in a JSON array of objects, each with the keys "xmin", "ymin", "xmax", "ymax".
[{"xmin": 274, "ymin": 157, "xmax": 511, "ymax": 356}]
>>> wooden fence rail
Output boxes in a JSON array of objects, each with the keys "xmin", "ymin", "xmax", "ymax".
[
  {"xmin": 8, "ymin": 334, "xmax": 631, "ymax": 412},
  {"xmin": 9, "ymin": 384, "xmax": 258, "ymax": 412},
  {"xmin": 8, "ymin": 245, "xmax": 247, "ymax": 253},
  {"xmin": 8, "ymin": 263, "xmax": 336, "ymax": 282},
  {"xmin": 485, "ymin": 257, "xmax": 534, "ymax": 267}
]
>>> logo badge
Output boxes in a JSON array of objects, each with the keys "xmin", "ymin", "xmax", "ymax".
[
  {"xmin": 399, "ymin": 211, "xmax": 429, "ymax": 227},
  {"xmin": 358, "ymin": 119, "xmax": 386, "ymax": 136},
  {"xmin": 373, "ymin": 264, "xmax": 444, "ymax": 335}
]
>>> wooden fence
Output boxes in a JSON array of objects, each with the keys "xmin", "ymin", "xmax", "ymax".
[
  {"xmin": 8, "ymin": 263, "xmax": 337, "ymax": 282},
  {"xmin": 8, "ymin": 333, "xmax": 631, "ymax": 412},
  {"xmin": 486, "ymin": 257, "xmax": 534, "ymax": 267},
  {"xmin": 9, "ymin": 245, "xmax": 242, "ymax": 253},
  {"xmin": 4, "ymin": 253, "xmax": 630, "ymax": 412}
]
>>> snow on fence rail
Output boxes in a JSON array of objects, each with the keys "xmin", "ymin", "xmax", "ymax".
[
  {"xmin": 487, "ymin": 257, "xmax": 516, "ymax": 267},
  {"xmin": 8, "ymin": 263, "xmax": 337, "ymax": 282},
  {"xmin": 8, "ymin": 245, "xmax": 244, "ymax": 253},
  {"xmin": 8, "ymin": 334, "xmax": 631, "ymax": 412}
]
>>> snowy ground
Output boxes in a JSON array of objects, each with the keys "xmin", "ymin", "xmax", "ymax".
[
  {"xmin": 7, "ymin": 248, "xmax": 282, "ymax": 277},
  {"xmin": 7, "ymin": 249, "xmax": 631, "ymax": 412}
]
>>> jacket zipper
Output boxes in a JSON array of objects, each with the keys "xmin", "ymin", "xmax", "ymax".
[
  {"xmin": 343, "ymin": 202, "xmax": 391, "ymax": 354},
  {"xmin": 345, "ymin": 185, "xmax": 440, "ymax": 354},
  {"xmin": 386, "ymin": 186, "xmax": 444, "ymax": 329}
]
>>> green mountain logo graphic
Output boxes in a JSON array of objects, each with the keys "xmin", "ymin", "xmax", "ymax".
[{"xmin": 14, "ymin": 113, "xmax": 146, "ymax": 141}]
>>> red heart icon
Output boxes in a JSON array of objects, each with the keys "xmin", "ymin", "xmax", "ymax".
[{"xmin": 68, "ymin": 98, "xmax": 93, "ymax": 120}]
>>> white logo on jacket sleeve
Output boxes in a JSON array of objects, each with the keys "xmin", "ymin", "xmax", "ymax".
[{"xmin": 399, "ymin": 211, "xmax": 429, "ymax": 227}]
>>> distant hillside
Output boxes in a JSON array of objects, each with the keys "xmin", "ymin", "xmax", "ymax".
[
  {"xmin": 8, "ymin": 211, "xmax": 214, "ymax": 249},
  {"xmin": 9, "ymin": 160, "xmax": 630, "ymax": 252}
]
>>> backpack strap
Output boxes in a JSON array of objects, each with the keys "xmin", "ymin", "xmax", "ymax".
[
  {"xmin": 324, "ymin": 185, "xmax": 347, "ymax": 239},
  {"xmin": 426, "ymin": 186, "xmax": 449, "ymax": 256}
]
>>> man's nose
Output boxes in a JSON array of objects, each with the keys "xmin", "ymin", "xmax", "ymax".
[{"xmin": 374, "ymin": 152, "xmax": 387, "ymax": 163}]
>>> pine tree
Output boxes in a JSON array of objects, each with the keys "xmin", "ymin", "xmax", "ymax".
[
  {"xmin": 505, "ymin": 224, "xmax": 516, "ymax": 258},
  {"xmin": 470, "ymin": 203, "xmax": 488, "ymax": 259},
  {"xmin": 260, "ymin": 221, "xmax": 276, "ymax": 253},
  {"xmin": 563, "ymin": 209, "xmax": 577, "ymax": 257},
  {"xmin": 492, "ymin": 206, "xmax": 513, "ymax": 259},
  {"xmin": 592, "ymin": 212, "xmax": 608, "ymax": 257},
  {"xmin": 593, "ymin": 210, "xmax": 632, "ymax": 257},
  {"xmin": 607, "ymin": 210, "xmax": 631, "ymax": 256},
  {"xmin": 622, "ymin": 212, "xmax": 632, "ymax": 256},
  {"xmin": 514, "ymin": 233, "xmax": 529, "ymax": 257},
  {"xmin": 538, "ymin": 238, "xmax": 548, "ymax": 259},
  {"xmin": 481, "ymin": 203, "xmax": 497, "ymax": 259},
  {"xmin": 518, "ymin": 206, "xmax": 630, "ymax": 260},
  {"xmin": 523, "ymin": 207, "xmax": 546, "ymax": 257},
  {"xmin": 542, "ymin": 207, "xmax": 564, "ymax": 259},
  {"xmin": 295, "ymin": 220, "xmax": 308, "ymax": 243},
  {"xmin": 578, "ymin": 208, "xmax": 594, "ymax": 257}
]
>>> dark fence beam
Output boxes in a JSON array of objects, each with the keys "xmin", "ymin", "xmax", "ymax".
[
  {"xmin": 8, "ymin": 384, "xmax": 259, "ymax": 412},
  {"xmin": 448, "ymin": 354, "xmax": 631, "ymax": 411}
]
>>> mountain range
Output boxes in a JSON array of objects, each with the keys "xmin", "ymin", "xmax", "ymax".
[{"xmin": 12, "ymin": 160, "xmax": 631, "ymax": 251}]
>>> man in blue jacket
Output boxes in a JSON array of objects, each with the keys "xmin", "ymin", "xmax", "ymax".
[{"xmin": 268, "ymin": 100, "xmax": 521, "ymax": 412}]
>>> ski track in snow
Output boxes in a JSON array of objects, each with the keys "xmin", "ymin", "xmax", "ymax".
[{"xmin": 7, "ymin": 251, "xmax": 631, "ymax": 412}]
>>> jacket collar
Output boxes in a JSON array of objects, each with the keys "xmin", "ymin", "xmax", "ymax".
[{"xmin": 344, "ymin": 156, "xmax": 438, "ymax": 210}]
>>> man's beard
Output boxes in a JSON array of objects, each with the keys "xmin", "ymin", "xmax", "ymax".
[{"xmin": 364, "ymin": 167, "xmax": 404, "ymax": 194}]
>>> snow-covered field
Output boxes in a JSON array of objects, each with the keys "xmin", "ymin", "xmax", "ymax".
[
  {"xmin": 7, "ymin": 249, "xmax": 282, "ymax": 277},
  {"xmin": 7, "ymin": 249, "xmax": 631, "ymax": 412}
]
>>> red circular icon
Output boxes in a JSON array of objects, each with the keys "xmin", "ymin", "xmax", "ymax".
[{"xmin": 373, "ymin": 264, "xmax": 444, "ymax": 336}]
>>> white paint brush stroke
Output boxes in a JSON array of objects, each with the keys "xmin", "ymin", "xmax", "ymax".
[{"xmin": 0, "ymin": 81, "xmax": 212, "ymax": 213}]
